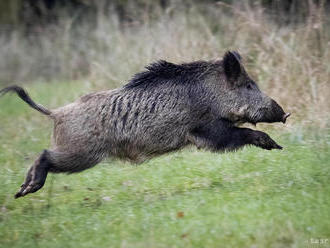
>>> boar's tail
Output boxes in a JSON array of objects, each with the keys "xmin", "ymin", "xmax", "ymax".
[{"xmin": 0, "ymin": 85, "xmax": 52, "ymax": 116}]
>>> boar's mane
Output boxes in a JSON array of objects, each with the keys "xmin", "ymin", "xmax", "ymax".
[{"xmin": 124, "ymin": 60, "xmax": 215, "ymax": 89}]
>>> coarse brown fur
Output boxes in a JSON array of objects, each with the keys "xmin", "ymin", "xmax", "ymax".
[{"xmin": 0, "ymin": 51, "xmax": 290, "ymax": 198}]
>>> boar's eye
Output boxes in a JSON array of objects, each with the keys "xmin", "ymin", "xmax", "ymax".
[{"xmin": 246, "ymin": 83, "xmax": 253, "ymax": 90}]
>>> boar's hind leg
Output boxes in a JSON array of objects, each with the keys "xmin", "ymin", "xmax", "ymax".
[
  {"xmin": 15, "ymin": 150, "xmax": 51, "ymax": 198},
  {"xmin": 15, "ymin": 149, "xmax": 103, "ymax": 198},
  {"xmin": 188, "ymin": 119, "xmax": 282, "ymax": 152}
]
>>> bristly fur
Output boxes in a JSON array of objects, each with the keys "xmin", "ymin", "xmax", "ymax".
[
  {"xmin": 124, "ymin": 60, "xmax": 214, "ymax": 89},
  {"xmin": 0, "ymin": 50, "xmax": 288, "ymax": 199}
]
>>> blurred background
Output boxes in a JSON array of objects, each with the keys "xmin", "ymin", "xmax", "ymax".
[
  {"xmin": 0, "ymin": 1, "xmax": 330, "ymax": 247},
  {"xmin": 0, "ymin": 0, "xmax": 329, "ymax": 126}
]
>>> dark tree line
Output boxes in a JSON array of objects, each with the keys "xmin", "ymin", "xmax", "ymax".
[{"xmin": 0, "ymin": 0, "xmax": 328, "ymax": 28}]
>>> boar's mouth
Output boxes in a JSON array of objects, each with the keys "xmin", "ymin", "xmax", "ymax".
[
  {"xmin": 254, "ymin": 112, "xmax": 291, "ymax": 124},
  {"xmin": 234, "ymin": 112, "xmax": 291, "ymax": 126}
]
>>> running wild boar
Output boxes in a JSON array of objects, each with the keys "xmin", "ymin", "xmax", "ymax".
[{"xmin": 0, "ymin": 51, "xmax": 290, "ymax": 198}]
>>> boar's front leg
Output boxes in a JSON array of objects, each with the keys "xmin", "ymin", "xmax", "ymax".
[
  {"xmin": 188, "ymin": 119, "xmax": 282, "ymax": 152},
  {"xmin": 247, "ymin": 130, "xmax": 283, "ymax": 150}
]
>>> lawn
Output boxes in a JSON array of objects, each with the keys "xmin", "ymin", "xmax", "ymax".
[{"xmin": 0, "ymin": 82, "xmax": 329, "ymax": 248}]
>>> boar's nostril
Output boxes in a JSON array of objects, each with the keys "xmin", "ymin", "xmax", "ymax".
[{"xmin": 282, "ymin": 113, "xmax": 291, "ymax": 123}]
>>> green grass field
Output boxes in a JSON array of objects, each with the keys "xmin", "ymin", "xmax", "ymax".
[{"xmin": 0, "ymin": 82, "xmax": 329, "ymax": 248}]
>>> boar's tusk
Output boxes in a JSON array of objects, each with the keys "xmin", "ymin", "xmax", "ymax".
[{"xmin": 282, "ymin": 113, "xmax": 291, "ymax": 123}]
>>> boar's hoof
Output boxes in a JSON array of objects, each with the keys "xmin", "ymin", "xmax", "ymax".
[
  {"xmin": 15, "ymin": 182, "xmax": 45, "ymax": 198},
  {"xmin": 252, "ymin": 131, "xmax": 283, "ymax": 150},
  {"xmin": 14, "ymin": 164, "xmax": 48, "ymax": 198}
]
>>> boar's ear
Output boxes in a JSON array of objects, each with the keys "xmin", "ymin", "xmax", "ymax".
[{"xmin": 223, "ymin": 51, "xmax": 242, "ymax": 82}]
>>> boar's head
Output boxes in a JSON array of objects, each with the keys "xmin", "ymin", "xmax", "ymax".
[{"xmin": 211, "ymin": 51, "xmax": 290, "ymax": 125}]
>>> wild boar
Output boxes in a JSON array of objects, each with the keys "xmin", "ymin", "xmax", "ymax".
[{"xmin": 0, "ymin": 51, "xmax": 290, "ymax": 198}]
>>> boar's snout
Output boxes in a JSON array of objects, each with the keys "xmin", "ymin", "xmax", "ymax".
[
  {"xmin": 271, "ymin": 100, "xmax": 292, "ymax": 124},
  {"xmin": 258, "ymin": 99, "xmax": 290, "ymax": 124},
  {"xmin": 269, "ymin": 99, "xmax": 286, "ymax": 123}
]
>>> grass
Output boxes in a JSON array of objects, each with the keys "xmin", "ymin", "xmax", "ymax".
[
  {"xmin": 1, "ymin": 2, "xmax": 330, "ymax": 247},
  {"xmin": 0, "ymin": 82, "xmax": 329, "ymax": 248}
]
